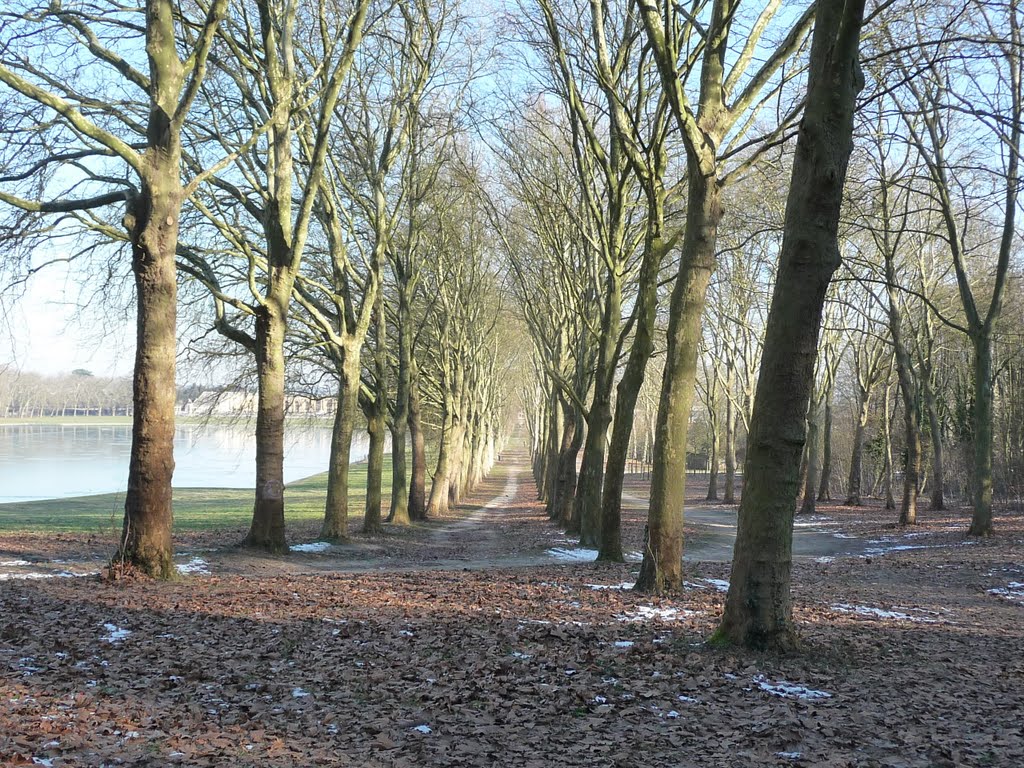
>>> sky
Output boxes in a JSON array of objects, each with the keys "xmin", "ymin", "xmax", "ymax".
[{"xmin": 1, "ymin": 261, "xmax": 135, "ymax": 378}]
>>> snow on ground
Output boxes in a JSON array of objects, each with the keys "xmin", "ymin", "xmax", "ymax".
[
  {"xmin": 290, "ymin": 542, "xmax": 332, "ymax": 553},
  {"xmin": 0, "ymin": 570, "xmax": 97, "ymax": 581},
  {"xmin": 101, "ymin": 623, "xmax": 131, "ymax": 643},
  {"xmin": 616, "ymin": 605, "xmax": 698, "ymax": 623},
  {"xmin": 175, "ymin": 557, "xmax": 211, "ymax": 576},
  {"xmin": 987, "ymin": 582, "xmax": 1024, "ymax": 603},
  {"xmin": 0, "ymin": 559, "xmax": 31, "ymax": 566},
  {"xmin": 830, "ymin": 603, "xmax": 940, "ymax": 623},
  {"xmin": 546, "ymin": 548, "xmax": 598, "ymax": 562},
  {"xmin": 753, "ymin": 675, "xmax": 832, "ymax": 700},
  {"xmin": 586, "ymin": 582, "xmax": 635, "ymax": 590}
]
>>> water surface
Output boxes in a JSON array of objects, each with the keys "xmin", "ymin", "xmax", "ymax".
[{"xmin": 0, "ymin": 423, "xmax": 359, "ymax": 503}]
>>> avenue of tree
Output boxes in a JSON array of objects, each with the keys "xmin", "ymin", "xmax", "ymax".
[{"xmin": 1, "ymin": 0, "xmax": 1021, "ymax": 651}]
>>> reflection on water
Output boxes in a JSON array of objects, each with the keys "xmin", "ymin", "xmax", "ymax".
[{"xmin": 0, "ymin": 423, "xmax": 364, "ymax": 503}]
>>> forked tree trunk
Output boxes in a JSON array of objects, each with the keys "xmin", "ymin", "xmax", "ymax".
[
  {"xmin": 246, "ymin": 304, "xmax": 288, "ymax": 553},
  {"xmin": 716, "ymin": 0, "xmax": 866, "ymax": 650},
  {"xmin": 552, "ymin": 402, "xmax": 582, "ymax": 528},
  {"xmin": 600, "ymin": 221, "xmax": 668, "ymax": 562}
]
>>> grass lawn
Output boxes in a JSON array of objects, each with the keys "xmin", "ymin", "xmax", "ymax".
[{"xmin": 0, "ymin": 461, "xmax": 392, "ymax": 535}]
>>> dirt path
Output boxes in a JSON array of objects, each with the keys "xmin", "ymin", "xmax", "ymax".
[{"xmin": 0, "ymin": 449, "xmax": 888, "ymax": 580}]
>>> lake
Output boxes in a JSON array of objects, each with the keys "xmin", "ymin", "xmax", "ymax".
[{"xmin": 0, "ymin": 423, "xmax": 361, "ymax": 503}]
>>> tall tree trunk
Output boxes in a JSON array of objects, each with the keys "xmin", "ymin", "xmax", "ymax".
[
  {"xmin": 817, "ymin": 400, "xmax": 833, "ymax": 501},
  {"xmin": 322, "ymin": 359, "xmax": 359, "ymax": 541},
  {"xmin": 968, "ymin": 333, "xmax": 995, "ymax": 535},
  {"xmin": 575, "ymin": 398, "xmax": 611, "ymax": 547},
  {"xmin": 407, "ymin": 358, "xmax": 427, "ymax": 521},
  {"xmin": 924, "ymin": 379, "xmax": 945, "ymax": 510},
  {"xmin": 716, "ymin": 0, "xmax": 866, "ymax": 650},
  {"xmin": 883, "ymin": 386, "xmax": 896, "ymax": 510},
  {"xmin": 706, "ymin": 404, "xmax": 720, "ymax": 501},
  {"xmin": 363, "ymin": 406, "xmax": 385, "ymax": 533},
  {"xmin": 246, "ymin": 304, "xmax": 288, "ymax": 553},
  {"xmin": 118, "ymin": 176, "xmax": 181, "ymax": 579},
  {"xmin": 723, "ymin": 373, "xmax": 737, "ymax": 504},
  {"xmin": 552, "ymin": 401, "xmax": 582, "ymax": 528},
  {"xmin": 845, "ymin": 385, "xmax": 870, "ymax": 505},
  {"xmin": 635, "ymin": 165, "xmax": 719, "ymax": 594},
  {"xmin": 799, "ymin": 397, "xmax": 821, "ymax": 516},
  {"xmin": 388, "ymin": 291, "xmax": 412, "ymax": 525},
  {"xmin": 599, "ymin": 225, "xmax": 667, "ymax": 562},
  {"xmin": 427, "ymin": 401, "xmax": 454, "ymax": 517}
]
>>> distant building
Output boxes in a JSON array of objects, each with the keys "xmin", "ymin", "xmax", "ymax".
[{"xmin": 180, "ymin": 390, "xmax": 335, "ymax": 418}]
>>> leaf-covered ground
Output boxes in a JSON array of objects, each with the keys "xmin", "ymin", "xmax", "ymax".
[{"xmin": 2, "ymin": 457, "xmax": 1023, "ymax": 766}]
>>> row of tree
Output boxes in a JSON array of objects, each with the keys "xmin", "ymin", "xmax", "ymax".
[
  {"xmin": 0, "ymin": 0, "xmax": 519, "ymax": 578},
  {"xmin": 0, "ymin": 370, "xmax": 133, "ymax": 417},
  {"xmin": 1, "ymin": 0, "xmax": 1020, "ymax": 651},
  {"xmin": 510, "ymin": 0, "xmax": 1019, "ymax": 649}
]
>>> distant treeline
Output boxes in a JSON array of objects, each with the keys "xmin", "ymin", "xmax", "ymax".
[{"xmin": 0, "ymin": 369, "xmax": 133, "ymax": 418}]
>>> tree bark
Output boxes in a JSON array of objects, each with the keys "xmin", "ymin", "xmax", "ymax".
[
  {"xmin": 118, "ymin": 175, "xmax": 181, "ymax": 579},
  {"xmin": 245, "ymin": 303, "xmax": 288, "ymax": 553},
  {"xmin": 716, "ymin": 0, "xmax": 866, "ymax": 650},
  {"xmin": 845, "ymin": 385, "xmax": 870, "ymax": 505},
  {"xmin": 968, "ymin": 333, "xmax": 995, "ymax": 535},
  {"xmin": 407, "ymin": 358, "xmax": 427, "ymax": 520},
  {"xmin": 924, "ymin": 378, "xmax": 945, "ymax": 510},
  {"xmin": 388, "ymin": 289, "xmax": 413, "ymax": 525},
  {"xmin": 817, "ymin": 400, "xmax": 833, "ymax": 501},
  {"xmin": 635, "ymin": 165, "xmax": 719, "ymax": 593},
  {"xmin": 321, "ymin": 360, "xmax": 359, "ymax": 541}
]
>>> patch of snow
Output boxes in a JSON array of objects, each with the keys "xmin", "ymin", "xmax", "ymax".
[
  {"xmin": 776, "ymin": 752, "xmax": 802, "ymax": 760},
  {"xmin": 0, "ymin": 570, "xmax": 97, "ymax": 581},
  {"xmin": 546, "ymin": 547, "xmax": 598, "ymax": 562},
  {"xmin": 32, "ymin": 759, "xmax": 54, "ymax": 767},
  {"xmin": 988, "ymin": 583, "xmax": 1024, "ymax": 602},
  {"xmin": 677, "ymin": 694, "xmax": 699, "ymax": 704},
  {"xmin": 625, "ymin": 551, "xmax": 644, "ymax": 561},
  {"xmin": 753, "ymin": 675, "xmax": 831, "ymax": 700},
  {"xmin": 613, "ymin": 640, "xmax": 635, "ymax": 648},
  {"xmin": 510, "ymin": 651, "xmax": 532, "ymax": 660},
  {"xmin": 399, "ymin": 629, "xmax": 414, "ymax": 637},
  {"xmin": 291, "ymin": 687, "xmax": 310, "ymax": 698},
  {"xmin": 290, "ymin": 541, "xmax": 332, "ymax": 553},
  {"xmin": 814, "ymin": 556, "xmax": 835, "ymax": 564},
  {"xmin": 0, "ymin": 559, "xmax": 31, "ymax": 566},
  {"xmin": 831, "ymin": 603, "xmax": 938, "ymax": 623},
  {"xmin": 412, "ymin": 724, "xmax": 432, "ymax": 734},
  {"xmin": 831, "ymin": 533, "xmax": 858, "ymax": 539},
  {"xmin": 101, "ymin": 623, "xmax": 131, "ymax": 643},
  {"xmin": 861, "ymin": 543, "xmax": 938, "ymax": 557},
  {"xmin": 587, "ymin": 582, "xmax": 635, "ymax": 590},
  {"xmin": 617, "ymin": 605, "xmax": 696, "ymax": 622},
  {"xmin": 831, "ymin": 606, "xmax": 937, "ymax": 622},
  {"xmin": 702, "ymin": 578, "xmax": 730, "ymax": 592},
  {"xmin": 175, "ymin": 557, "xmax": 211, "ymax": 575}
]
